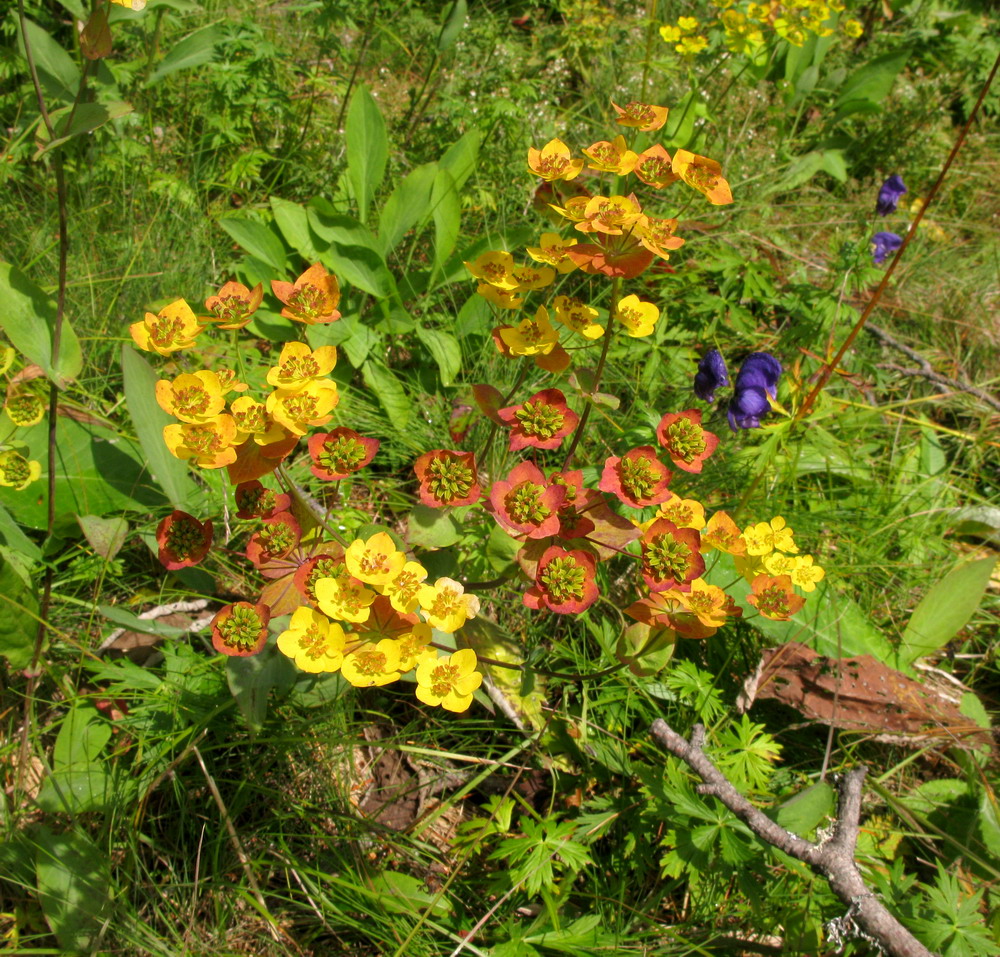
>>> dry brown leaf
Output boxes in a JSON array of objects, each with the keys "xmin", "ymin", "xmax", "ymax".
[{"xmin": 740, "ymin": 641, "xmax": 991, "ymax": 750}]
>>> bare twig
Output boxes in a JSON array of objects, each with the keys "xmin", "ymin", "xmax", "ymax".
[{"xmin": 650, "ymin": 720, "xmax": 935, "ymax": 957}]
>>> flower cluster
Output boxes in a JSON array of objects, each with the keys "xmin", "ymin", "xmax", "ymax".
[
  {"xmin": 692, "ymin": 349, "xmax": 784, "ymax": 431},
  {"xmin": 661, "ymin": 0, "xmax": 863, "ymax": 56},
  {"xmin": 0, "ymin": 347, "xmax": 43, "ymax": 491}
]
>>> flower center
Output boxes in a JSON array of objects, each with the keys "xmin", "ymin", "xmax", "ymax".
[
  {"xmin": 428, "ymin": 662, "xmax": 460, "ymax": 698},
  {"xmin": 166, "ymin": 519, "xmax": 204, "ymax": 560},
  {"xmin": 173, "ymin": 385, "xmax": 211, "ymax": 418},
  {"xmin": 0, "ymin": 452, "xmax": 31, "ymax": 485},
  {"xmin": 211, "ymin": 295, "xmax": 250, "ymax": 324},
  {"xmin": 150, "ymin": 316, "xmax": 185, "ymax": 347},
  {"xmin": 352, "ymin": 649, "xmax": 389, "ymax": 677},
  {"xmin": 280, "ymin": 355, "xmax": 320, "ymax": 380},
  {"xmin": 318, "ymin": 435, "xmax": 367, "ymax": 474},
  {"xmin": 218, "ymin": 606, "xmax": 264, "ymax": 651},
  {"xmin": 515, "ymin": 400, "xmax": 565, "ymax": 440},
  {"xmin": 644, "ymin": 534, "xmax": 694, "ymax": 582},
  {"xmin": 623, "ymin": 101, "xmax": 655, "ymax": 124},
  {"xmin": 430, "ymin": 587, "xmax": 462, "ymax": 619},
  {"xmin": 540, "ymin": 556, "xmax": 586, "ymax": 602},
  {"xmin": 620, "ymin": 456, "xmax": 658, "ymax": 500},
  {"xmin": 505, "ymin": 482, "xmax": 550, "ymax": 525},
  {"xmin": 185, "ymin": 424, "xmax": 226, "ymax": 454},
  {"xmin": 755, "ymin": 584, "xmax": 790, "ymax": 616},
  {"xmin": 426, "ymin": 456, "xmax": 474, "ymax": 504},
  {"xmin": 233, "ymin": 401, "xmax": 267, "ymax": 433},
  {"xmin": 664, "ymin": 419, "xmax": 707, "ymax": 462}
]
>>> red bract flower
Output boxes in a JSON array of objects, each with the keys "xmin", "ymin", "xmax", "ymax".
[
  {"xmin": 599, "ymin": 446, "xmax": 673, "ymax": 508},
  {"xmin": 548, "ymin": 469, "xmax": 597, "ymax": 539},
  {"xmin": 270, "ymin": 263, "xmax": 341, "ymax": 325},
  {"xmin": 293, "ymin": 553, "xmax": 346, "ymax": 605},
  {"xmin": 523, "ymin": 546, "xmax": 599, "ymax": 614},
  {"xmin": 565, "ymin": 242, "xmax": 654, "ymax": 279},
  {"xmin": 498, "ymin": 389, "xmax": 579, "ymax": 451},
  {"xmin": 211, "ymin": 601, "xmax": 270, "ymax": 657},
  {"xmin": 747, "ymin": 575, "xmax": 805, "ymax": 620},
  {"xmin": 413, "ymin": 449, "xmax": 481, "ymax": 508},
  {"xmin": 624, "ymin": 591, "xmax": 715, "ymax": 639},
  {"xmin": 656, "ymin": 410, "xmax": 719, "ymax": 473},
  {"xmin": 155, "ymin": 510, "xmax": 213, "ymax": 570},
  {"xmin": 488, "ymin": 462, "xmax": 565, "ymax": 539},
  {"xmin": 204, "ymin": 281, "xmax": 264, "ymax": 330},
  {"xmin": 234, "ymin": 480, "xmax": 291, "ymax": 520},
  {"xmin": 640, "ymin": 519, "xmax": 704, "ymax": 593},
  {"xmin": 308, "ymin": 428, "xmax": 379, "ymax": 480},
  {"xmin": 246, "ymin": 511, "xmax": 301, "ymax": 567},
  {"xmin": 353, "ymin": 595, "xmax": 420, "ymax": 641}
]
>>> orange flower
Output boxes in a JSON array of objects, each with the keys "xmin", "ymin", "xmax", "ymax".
[
  {"xmin": 156, "ymin": 511, "xmax": 212, "ymax": 570},
  {"xmin": 633, "ymin": 145, "xmax": 679, "ymax": 188},
  {"xmin": 271, "ymin": 263, "xmax": 341, "ymax": 324},
  {"xmin": 611, "ymin": 100, "xmax": 669, "ymax": 132},
  {"xmin": 155, "ymin": 370, "xmax": 225, "ymax": 423},
  {"xmin": 702, "ymin": 510, "xmax": 747, "ymax": 556},
  {"xmin": 525, "ymin": 233, "xmax": 578, "ymax": 274},
  {"xmin": 204, "ymin": 281, "xmax": 263, "ymax": 330},
  {"xmin": 672, "ymin": 149, "xmax": 734, "ymax": 205},
  {"xmin": 265, "ymin": 380, "xmax": 339, "ymax": 435},
  {"xmin": 747, "ymin": 575, "xmax": 805, "ymax": 620},
  {"xmin": 163, "ymin": 415, "xmax": 239, "ymax": 468},
  {"xmin": 581, "ymin": 135, "xmax": 639, "ymax": 175}
]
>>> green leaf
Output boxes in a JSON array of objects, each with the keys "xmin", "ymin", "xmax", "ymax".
[
  {"xmin": 378, "ymin": 162, "xmax": 437, "ymax": 255},
  {"xmin": 227, "ymin": 640, "xmax": 298, "ymax": 732},
  {"xmin": 0, "ymin": 555, "xmax": 38, "ymax": 669},
  {"xmin": 438, "ymin": 128, "xmax": 481, "ymax": 193},
  {"xmin": 0, "ymin": 501, "xmax": 42, "ymax": 562},
  {"xmin": 18, "ymin": 19, "xmax": 81, "ymax": 103},
  {"xmin": 0, "ymin": 262, "xmax": 82, "ymax": 389},
  {"xmin": 895, "ymin": 557, "xmax": 997, "ymax": 669},
  {"xmin": 36, "ymin": 704, "xmax": 113, "ymax": 814},
  {"xmin": 346, "ymin": 85, "xmax": 388, "ymax": 225},
  {"xmin": 321, "ymin": 242, "xmax": 396, "ymax": 299},
  {"xmin": 430, "ymin": 168, "xmax": 460, "ymax": 285},
  {"xmin": 270, "ymin": 196, "xmax": 322, "ymax": 262},
  {"xmin": 121, "ymin": 346, "xmax": 202, "ymax": 511},
  {"xmin": 218, "ymin": 216, "xmax": 288, "ymax": 273},
  {"xmin": 147, "ymin": 22, "xmax": 224, "ymax": 85},
  {"xmin": 436, "ymin": 0, "xmax": 468, "ymax": 52},
  {"xmin": 775, "ymin": 783, "xmax": 835, "ymax": 837},
  {"xmin": 36, "ymin": 101, "xmax": 133, "ymax": 158},
  {"xmin": 76, "ymin": 514, "xmax": 128, "ymax": 560},
  {"xmin": 35, "ymin": 826, "xmax": 112, "ymax": 952},
  {"xmin": 416, "ymin": 325, "xmax": 461, "ymax": 387},
  {"xmin": 833, "ymin": 46, "xmax": 911, "ymax": 120},
  {"xmin": 407, "ymin": 504, "xmax": 461, "ymax": 548},
  {"xmin": 361, "ymin": 360, "xmax": 412, "ymax": 431},
  {"xmin": 370, "ymin": 870, "xmax": 453, "ymax": 916},
  {"xmin": 97, "ymin": 604, "xmax": 192, "ymax": 638},
  {"xmin": 820, "ymin": 149, "xmax": 847, "ymax": 183}
]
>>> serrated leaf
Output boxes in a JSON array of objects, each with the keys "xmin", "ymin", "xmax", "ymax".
[
  {"xmin": 0, "ymin": 262, "xmax": 82, "ymax": 389},
  {"xmin": 121, "ymin": 346, "xmax": 201, "ymax": 510},
  {"xmin": 218, "ymin": 216, "xmax": 287, "ymax": 273},
  {"xmin": 346, "ymin": 85, "xmax": 388, "ymax": 226},
  {"xmin": 35, "ymin": 826, "xmax": 112, "ymax": 952},
  {"xmin": 896, "ymin": 557, "xmax": 997, "ymax": 669}
]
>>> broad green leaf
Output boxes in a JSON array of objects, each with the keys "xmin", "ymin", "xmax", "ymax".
[
  {"xmin": 147, "ymin": 23, "xmax": 224, "ymax": 85},
  {"xmin": 36, "ymin": 101, "xmax": 133, "ymax": 158},
  {"xmin": 307, "ymin": 203, "xmax": 380, "ymax": 247},
  {"xmin": 18, "ymin": 19, "xmax": 81, "ymax": 103},
  {"xmin": 121, "ymin": 346, "xmax": 201, "ymax": 511},
  {"xmin": 362, "ymin": 360, "xmax": 412, "ymax": 431},
  {"xmin": 430, "ymin": 168, "xmax": 460, "ymax": 284},
  {"xmin": 378, "ymin": 162, "xmax": 437, "ymax": 255},
  {"xmin": 407, "ymin": 504, "xmax": 461, "ymax": 548},
  {"xmin": 77, "ymin": 514, "xmax": 128, "ymax": 560},
  {"xmin": 416, "ymin": 325, "xmax": 461, "ymax": 387},
  {"xmin": 218, "ymin": 217, "xmax": 288, "ymax": 273},
  {"xmin": 35, "ymin": 826, "xmax": 112, "ymax": 952},
  {"xmin": 896, "ymin": 557, "xmax": 997, "ymax": 669},
  {"xmin": 775, "ymin": 783, "xmax": 835, "ymax": 837},
  {"xmin": 346, "ymin": 85, "xmax": 388, "ymax": 225},
  {"xmin": 833, "ymin": 46, "xmax": 911, "ymax": 120},
  {"xmin": 227, "ymin": 640, "xmax": 297, "ymax": 731},
  {"xmin": 0, "ymin": 555, "xmax": 38, "ymax": 669},
  {"xmin": 706, "ymin": 552, "xmax": 893, "ymax": 662},
  {"xmin": 820, "ymin": 149, "xmax": 847, "ymax": 183},
  {"xmin": 0, "ymin": 262, "xmax": 82, "ymax": 389},
  {"xmin": 436, "ymin": 0, "xmax": 468, "ymax": 52},
  {"xmin": 0, "ymin": 501, "xmax": 42, "ymax": 562},
  {"xmin": 97, "ymin": 604, "xmax": 191, "ymax": 638},
  {"xmin": 270, "ymin": 196, "xmax": 322, "ymax": 262},
  {"xmin": 36, "ymin": 704, "xmax": 113, "ymax": 814},
  {"xmin": 370, "ymin": 870, "xmax": 452, "ymax": 916},
  {"xmin": 438, "ymin": 128, "xmax": 481, "ymax": 192},
  {"xmin": 340, "ymin": 320, "xmax": 378, "ymax": 368},
  {"xmin": 321, "ymin": 242, "xmax": 396, "ymax": 299}
]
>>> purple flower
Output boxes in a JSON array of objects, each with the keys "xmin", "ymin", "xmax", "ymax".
[
  {"xmin": 694, "ymin": 348, "xmax": 729, "ymax": 403},
  {"xmin": 871, "ymin": 231, "xmax": 903, "ymax": 265},
  {"xmin": 876, "ymin": 175, "xmax": 907, "ymax": 217},
  {"xmin": 728, "ymin": 352, "xmax": 782, "ymax": 431}
]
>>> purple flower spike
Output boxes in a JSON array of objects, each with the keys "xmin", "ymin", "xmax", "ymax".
[
  {"xmin": 876, "ymin": 175, "xmax": 907, "ymax": 217},
  {"xmin": 727, "ymin": 386, "xmax": 771, "ymax": 431},
  {"xmin": 694, "ymin": 348, "xmax": 729, "ymax": 403},
  {"xmin": 734, "ymin": 352, "xmax": 782, "ymax": 398},
  {"xmin": 871, "ymin": 231, "xmax": 903, "ymax": 265}
]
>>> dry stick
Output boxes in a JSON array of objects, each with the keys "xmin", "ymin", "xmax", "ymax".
[
  {"xmin": 650, "ymin": 720, "xmax": 934, "ymax": 957},
  {"xmin": 192, "ymin": 746, "xmax": 294, "ymax": 949},
  {"xmin": 795, "ymin": 49, "xmax": 1000, "ymax": 424}
]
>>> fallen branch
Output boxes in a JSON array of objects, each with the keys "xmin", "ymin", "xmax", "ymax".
[{"xmin": 649, "ymin": 719, "xmax": 935, "ymax": 957}]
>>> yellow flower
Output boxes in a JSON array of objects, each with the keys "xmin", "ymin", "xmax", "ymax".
[
  {"xmin": 393, "ymin": 622, "xmax": 435, "ymax": 672},
  {"xmin": 674, "ymin": 578, "xmax": 736, "ymax": 629},
  {"xmin": 652, "ymin": 492, "xmax": 706, "ymax": 530},
  {"xmin": 0, "ymin": 347, "xmax": 15, "ymax": 377},
  {"xmin": 552, "ymin": 295, "xmax": 604, "ymax": 339},
  {"xmin": 510, "ymin": 264, "xmax": 556, "ymax": 291},
  {"xmin": 677, "ymin": 16, "xmax": 700, "ymax": 32},
  {"xmin": 744, "ymin": 516, "xmax": 798, "ymax": 556},
  {"xmin": 659, "ymin": 25, "xmax": 682, "ymax": 42},
  {"xmin": 676, "ymin": 34, "xmax": 709, "ymax": 54},
  {"xmin": 130, "ymin": 299, "xmax": 204, "ymax": 356},
  {"xmin": 315, "ymin": 571, "xmax": 377, "ymax": 624},
  {"xmin": 610, "ymin": 100, "xmax": 669, "ymax": 132},
  {"xmin": 417, "ymin": 578, "xmax": 480, "ymax": 633},
  {"xmin": 843, "ymin": 18, "xmax": 863, "ymax": 37},
  {"xmin": 465, "ymin": 250, "xmax": 519, "ymax": 290},
  {"xmin": 499, "ymin": 306, "xmax": 560, "ymax": 356},
  {"xmin": 581, "ymin": 135, "xmax": 639, "ymax": 175},
  {"xmin": 344, "ymin": 532, "xmax": 406, "ymax": 587},
  {"xmin": 526, "ymin": 233, "xmax": 579, "ymax": 274},
  {"xmin": 415, "ymin": 648, "xmax": 482, "ymax": 712},
  {"xmin": 229, "ymin": 396, "xmax": 289, "ymax": 447},
  {"xmin": 790, "ymin": 554, "xmax": 825, "ymax": 592},
  {"xmin": 215, "ymin": 368, "xmax": 249, "ymax": 394},
  {"xmin": 4, "ymin": 390, "xmax": 46, "ymax": 427},
  {"xmin": 0, "ymin": 449, "xmax": 41, "ymax": 490},
  {"xmin": 381, "ymin": 560, "xmax": 429, "ymax": 615},
  {"xmin": 163, "ymin": 415, "xmax": 239, "ymax": 468},
  {"xmin": 762, "ymin": 551, "xmax": 798, "ymax": 576},
  {"xmin": 576, "ymin": 194, "xmax": 644, "ymax": 236},
  {"xmin": 615, "ymin": 294, "xmax": 660, "ymax": 338},
  {"xmin": 341, "ymin": 639, "xmax": 402, "ymax": 687},
  {"xmin": 477, "ymin": 284, "xmax": 524, "ymax": 310},
  {"xmin": 155, "ymin": 370, "xmax": 225, "ymax": 424},
  {"xmin": 265, "ymin": 341, "xmax": 337, "ymax": 392},
  {"xmin": 265, "ymin": 380, "xmax": 339, "ymax": 435},
  {"xmin": 527, "ymin": 139, "xmax": 585, "ymax": 182},
  {"xmin": 672, "ymin": 149, "xmax": 734, "ymax": 206},
  {"xmin": 277, "ymin": 607, "xmax": 346, "ymax": 673},
  {"xmin": 109, "ymin": 0, "xmax": 145, "ymax": 9}
]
